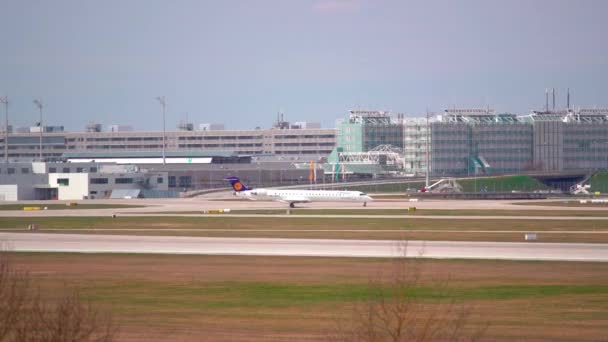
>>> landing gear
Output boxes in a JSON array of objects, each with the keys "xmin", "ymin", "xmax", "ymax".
[
  {"xmin": 289, "ymin": 203, "xmax": 295, "ymax": 208},
  {"xmin": 363, "ymin": 202, "xmax": 367, "ymax": 207}
]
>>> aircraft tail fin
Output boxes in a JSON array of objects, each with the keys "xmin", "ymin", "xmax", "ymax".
[{"xmin": 224, "ymin": 176, "xmax": 251, "ymax": 192}]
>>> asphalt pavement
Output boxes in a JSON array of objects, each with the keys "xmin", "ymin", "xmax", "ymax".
[{"xmin": 2, "ymin": 233, "xmax": 607, "ymax": 262}]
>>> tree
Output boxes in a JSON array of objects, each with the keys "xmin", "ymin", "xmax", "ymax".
[
  {"xmin": 330, "ymin": 243, "xmax": 487, "ymax": 342},
  {"xmin": 0, "ymin": 248, "xmax": 117, "ymax": 341}
]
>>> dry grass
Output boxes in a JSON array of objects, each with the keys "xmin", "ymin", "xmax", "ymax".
[
  {"xmin": 8, "ymin": 253, "xmax": 608, "ymax": 341},
  {"xmin": 3, "ymin": 216, "xmax": 608, "ymax": 232},
  {"xmin": 0, "ymin": 250, "xmax": 116, "ymax": 341},
  {"xmin": 16, "ymin": 229, "xmax": 608, "ymax": 243},
  {"xmin": 145, "ymin": 208, "xmax": 608, "ymax": 217}
]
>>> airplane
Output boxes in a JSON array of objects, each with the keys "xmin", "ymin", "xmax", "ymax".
[{"xmin": 224, "ymin": 176, "xmax": 373, "ymax": 208}]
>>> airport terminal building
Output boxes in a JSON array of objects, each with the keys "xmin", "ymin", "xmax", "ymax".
[
  {"xmin": 0, "ymin": 121, "xmax": 335, "ymax": 199},
  {"xmin": 4, "ymin": 106, "xmax": 607, "ymax": 179},
  {"xmin": 0, "ymin": 126, "xmax": 336, "ymax": 161},
  {"xmin": 430, "ymin": 108, "xmax": 608, "ymax": 176},
  {"xmin": 430, "ymin": 109, "xmax": 534, "ymax": 176},
  {"xmin": 2, "ymin": 105, "xmax": 608, "ymax": 200},
  {"xmin": 333, "ymin": 107, "xmax": 608, "ymax": 178}
]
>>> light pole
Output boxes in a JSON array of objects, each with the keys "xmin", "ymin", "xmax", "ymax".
[
  {"xmin": 33, "ymin": 99, "xmax": 43, "ymax": 160},
  {"xmin": 257, "ymin": 163, "xmax": 262, "ymax": 186},
  {"xmin": 0, "ymin": 96, "xmax": 8, "ymax": 164},
  {"xmin": 425, "ymin": 108, "xmax": 430, "ymax": 189},
  {"xmin": 155, "ymin": 96, "xmax": 167, "ymax": 165}
]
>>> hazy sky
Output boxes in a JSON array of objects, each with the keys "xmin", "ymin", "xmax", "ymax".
[{"xmin": 1, "ymin": 0, "xmax": 607, "ymax": 131}]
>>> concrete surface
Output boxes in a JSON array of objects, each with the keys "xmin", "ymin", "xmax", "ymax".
[{"xmin": 2, "ymin": 233, "xmax": 607, "ymax": 262}]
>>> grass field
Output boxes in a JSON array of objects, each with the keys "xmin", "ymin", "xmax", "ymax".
[
  {"xmin": 2, "ymin": 216, "xmax": 608, "ymax": 242},
  {"xmin": 333, "ymin": 181, "xmax": 426, "ymax": 193},
  {"xmin": 0, "ymin": 203, "xmax": 143, "ymax": 210},
  {"xmin": 9, "ymin": 253, "xmax": 608, "ymax": 341},
  {"xmin": 148, "ymin": 208, "xmax": 608, "ymax": 217},
  {"xmin": 515, "ymin": 200, "xmax": 608, "ymax": 208},
  {"xmin": 457, "ymin": 175, "xmax": 551, "ymax": 193},
  {"xmin": 232, "ymin": 208, "xmax": 608, "ymax": 217},
  {"xmin": 589, "ymin": 172, "xmax": 608, "ymax": 193},
  {"xmin": 321, "ymin": 175, "xmax": 550, "ymax": 193}
]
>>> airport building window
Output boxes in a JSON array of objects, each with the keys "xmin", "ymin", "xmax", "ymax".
[
  {"xmin": 90, "ymin": 178, "xmax": 109, "ymax": 184},
  {"xmin": 49, "ymin": 167, "xmax": 57, "ymax": 173},
  {"xmin": 76, "ymin": 167, "xmax": 84, "ymax": 173},
  {"xmin": 90, "ymin": 167, "xmax": 97, "ymax": 173},
  {"xmin": 7, "ymin": 168, "xmax": 15, "ymax": 175},
  {"xmin": 62, "ymin": 167, "xmax": 70, "ymax": 173},
  {"xmin": 115, "ymin": 178, "xmax": 134, "ymax": 184},
  {"xmin": 21, "ymin": 168, "xmax": 29, "ymax": 174},
  {"xmin": 57, "ymin": 178, "xmax": 69, "ymax": 186},
  {"xmin": 178, "ymin": 176, "xmax": 192, "ymax": 188},
  {"xmin": 168, "ymin": 176, "xmax": 176, "ymax": 188},
  {"xmin": 157, "ymin": 177, "xmax": 164, "ymax": 184}
]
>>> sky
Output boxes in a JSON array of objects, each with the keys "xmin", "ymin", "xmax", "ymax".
[{"xmin": 1, "ymin": 0, "xmax": 607, "ymax": 131}]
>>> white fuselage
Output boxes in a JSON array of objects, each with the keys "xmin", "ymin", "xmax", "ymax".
[{"xmin": 236, "ymin": 188, "xmax": 372, "ymax": 204}]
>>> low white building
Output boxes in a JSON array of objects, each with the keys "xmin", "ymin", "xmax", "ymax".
[
  {"xmin": 48, "ymin": 170, "xmax": 168, "ymax": 200},
  {"xmin": 0, "ymin": 163, "xmax": 54, "ymax": 200},
  {"xmin": 48, "ymin": 173, "xmax": 89, "ymax": 200},
  {"xmin": 0, "ymin": 185, "xmax": 18, "ymax": 201},
  {"xmin": 1, "ymin": 162, "xmax": 169, "ymax": 200}
]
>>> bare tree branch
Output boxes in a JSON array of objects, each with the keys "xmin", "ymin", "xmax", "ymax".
[
  {"xmin": 330, "ymin": 241, "xmax": 488, "ymax": 341},
  {"xmin": 0, "ymin": 246, "xmax": 118, "ymax": 341}
]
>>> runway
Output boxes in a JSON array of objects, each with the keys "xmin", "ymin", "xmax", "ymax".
[
  {"xmin": 2, "ymin": 211, "xmax": 607, "ymax": 220},
  {"xmin": 1, "ymin": 197, "xmax": 607, "ymax": 218},
  {"xmin": 2, "ymin": 232, "xmax": 607, "ymax": 262}
]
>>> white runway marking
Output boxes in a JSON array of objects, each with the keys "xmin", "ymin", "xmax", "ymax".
[{"xmin": 2, "ymin": 233, "xmax": 608, "ymax": 262}]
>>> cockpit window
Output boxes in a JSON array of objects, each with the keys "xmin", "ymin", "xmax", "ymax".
[{"xmin": 360, "ymin": 193, "xmax": 367, "ymax": 196}]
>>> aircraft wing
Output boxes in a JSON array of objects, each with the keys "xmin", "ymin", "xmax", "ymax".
[{"xmin": 278, "ymin": 196, "xmax": 311, "ymax": 204}]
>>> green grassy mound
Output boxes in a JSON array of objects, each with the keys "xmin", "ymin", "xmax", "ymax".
[
  {"xmin": 458, "ymin": 175, "xmax": 551, "ymax": 193},
  {"xmin": 589, "ymin": 172, "xmax": 608, "ymax": 193}
]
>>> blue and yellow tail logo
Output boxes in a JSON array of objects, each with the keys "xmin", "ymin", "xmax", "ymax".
[{"xmin": 224, "ymin": 177, "xmax": 251, "ymax": 192}]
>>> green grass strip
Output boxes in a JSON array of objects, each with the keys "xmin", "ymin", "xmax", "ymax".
[{"xmin": 81, "ymin": 282, "xmax": 608, "ymax": 310}]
